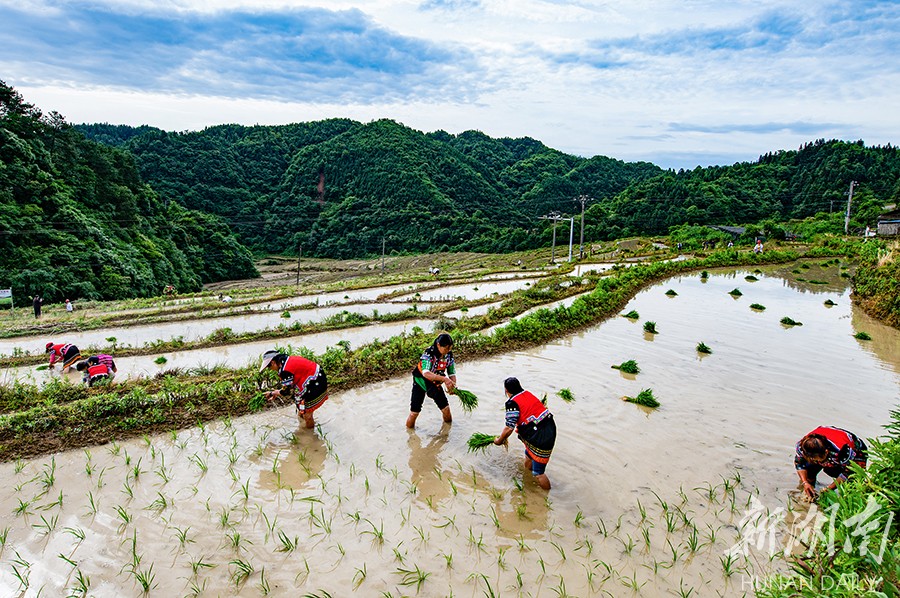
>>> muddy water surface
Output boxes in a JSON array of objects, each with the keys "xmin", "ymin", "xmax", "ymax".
[{"xmin": 1, "ymin": 264, "xmax": 897, "ymax": 597}]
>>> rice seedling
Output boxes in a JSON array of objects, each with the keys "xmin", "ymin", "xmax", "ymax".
[
  {"xmin": 550, "ymin": 539, "xmax": 567, "ymax": 561},
  {"xmin": 395, "ymin": 565, "xmax": 430, "ymax": 592},
  {"xmin": 85, "ymin": 491, "xmax": 98, "ymax": 517},
  {"xmin": 488, "ymin": 506, "xmax": 501, "ymax": 528},
  {"xmin": 749, "ymin": 303, "xmax": 766, "ymax": 310},
  {"xmin": 556, "ymin": 388, "xmax": 575, "ymax": 403},
  {"xmin": 0, "ymin": 526, "xmax": 9, "ymax": 551},
  {"xmin": 665, "ymin": 289, "xmax": 678, "ymax": 296},
  {"xmin": 32, "ymin": 513, "xmax": 58, "ymax": 536},
  {"xmin": 744, "ymin": 275, "xmax": 758, "ymax": 281},
  {"xmin": 574, "ymin": 509, "xmax": 585, "ymax": 527},
  {"xmin": 13, "ymin": 459, "xmax": 25, "ymax": 474},
  {"xmin": 622, "ymin": 310, "xmax": 640, "ymax": 319},
  {"xmin": 854, "ymin": 331, "xmax": 872, "ymax": 340},
  {"xmin": 11, "ymin": 551, "xmax": 31, "ymax": 590},
  {"xmin": 40, "ymin": 457, "xmax": 56, "ymax": 489},
  {"xmin": 728, "ymin": 288, "xmax": 742, "ymax": 296},
  {"xmin": 450, "ymin": 387, "xmax": 478, "ymax": 411},
  {"xmin": 230, "ymin": 558, "xmax": 254, "ymax": 587},
  {"xmin": 780, "ymin": 316, "xmax": 802, "ymax": 326},
  {"xmin": 69, "ymin": 568, "xmax": 91, "ymax": 596},
  {"xmin": 59, "ymin": 552, "xmax": 78, "ymax": 568},
  {"xmin": 824, "ymin": 299, "xmax": 837, "ymax": 306},
  {"xmin": 696, "ymin": 342, "xmax": 712, "ymax": 354},
  {"xmin": 353, "ymin": 563, "xmax": 368, "ymax": 589},
  {"xmin": 611, "ymin": 359, "xmax": 640, "ymax": 374},
  {"xmin": 154, "ymin": 356, "xmax": 168, "ymax": 364},
  {"xmin": 700, "ymin": 271, "xmax": 709, "ymax": 279},
  {"xmin": 720, "ymin": 553, "xmax": 737, "ymax": 577},
  {"xmin": 189, "ymin": 555, "xmax": 215, "ymax": 575},
  {"xmin": 362, "ymin": 518, "xmax": 384, "ymax": 544},
  {"xmin": 134, "ymin": 563, "xmax": 156, "ymax": 593},
  {"xmin": 623, "ymin": 388, "xmax": 660, "ymax": 409},
  {"xmin": 643, "ymin": 321, "xmax": 658, "ymax": 334},
  {"xmin": 466, "ymin": 432, "xmax": 496, "ymax": 452}
]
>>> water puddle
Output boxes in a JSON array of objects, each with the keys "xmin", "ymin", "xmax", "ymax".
[{"xmin": 0, "ymin": 263, "xmax": 897, "ymax": 596}]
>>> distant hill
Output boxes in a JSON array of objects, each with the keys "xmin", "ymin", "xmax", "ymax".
[
  {"xmin": 78, "ymin": 116, "xmax": 900, "ymax": 260},
  {"xmin": 0, "ymin": 82, "xmax": 257, "ymax": 302}
]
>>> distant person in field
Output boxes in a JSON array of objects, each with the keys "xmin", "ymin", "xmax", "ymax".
[
  {"xmin": 65, "ymin": 299, "xmax": 74, "ymax": 313},
  {"xmin": 754, "ymin": 239, "xmax": 763, "ymax": 253},
  {"xmin": 163, "ymin": 285, "xmax": 176, "ymax": 297},
  {"xmin": 406, "ymin": 333, "xmax": 457, "ymax": 429},
  {"xmin": 493, "ymin": 377, "xmax": 556, "ymax": 490},
  {"xmin": 45, "ymin": 342, "xmax": 82, "ymax": 372},
  {"xmin": 260, "ymin": 350, "xmax": 328, "ymax": 429},
  {"xmin": 76, "ymin": 354, "xmax": 118, "ymax": 382},
  {"xmin": 32, "ymin": 295, "xmax": 42, "ymax": 318},
  {"xmin": 795, "ymin": 426, "xmax": 868, "ymax": 500}
]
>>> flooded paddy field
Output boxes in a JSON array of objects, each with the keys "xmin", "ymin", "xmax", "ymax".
[
  {"xmin": 393, "ymin": 278, "xmax": 544, "ymax": 302},
  {"xmin": 0, "ymin": 262, "xmax": 896, "ymax": 597},
  {"xmin": 2, "ymin": 320, "xmax": 436, "ymax": 387},
  {"xmin": 0, "ymin": 302, "xmax": 418, "ymax": 358}
]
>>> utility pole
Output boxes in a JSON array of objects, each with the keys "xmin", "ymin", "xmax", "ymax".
[
  {"xmin": 295, "ymin": 243, "xmax": 302, "ymax": 286},
  {"xmin": 540, "ymin": 212, "xmax": 561, "ymax": 263},
  {"xmin": 574, "ymin": 195, "xmax": 591, "ymax": 259},
  {"xmin": 381, "ymin": 237, "xmax": 386, "ymax": 275},
  {"xmin": 844, "ymin": 181, "xmax": 857, "ymax": 234},
  {"xmin": 567, "ymin": 216, "xmax": 574, "ymax": 262}
]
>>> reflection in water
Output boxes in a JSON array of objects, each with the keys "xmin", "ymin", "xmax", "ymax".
[
  {"xmin": 406, "ymin": 425, "xmax": 453, "ymax": 506},
  {"xmin": 258, "ymin": 427, "xmax": 328, "ymax": 492}
]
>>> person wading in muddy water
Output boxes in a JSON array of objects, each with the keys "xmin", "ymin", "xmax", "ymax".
[
  {"xmin": 795, "ymin": 426, "xmax": 868, "ymax": 500},
  {"xmin": 260, "ymin": 350, "xmax": 329, "ymax": 429},
  {"xmin": 493, "ymin": 377, "xmax": 556, "ymax": 490},
  {"xmin": 45, "ymin": 341, "xmax": 82, "ymax": 373},
  {"xmin": 406, "ymin": 333, "xmax": 457, "ymax": 429}
]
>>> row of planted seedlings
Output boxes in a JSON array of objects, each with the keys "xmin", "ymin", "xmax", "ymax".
[
  {"xmin": 0, "ymin": 245, "xmax": 858, "ymax": 462},
  {"xmin": 0, "ymin": 378, "xmax": 785, "ymax": 597}
]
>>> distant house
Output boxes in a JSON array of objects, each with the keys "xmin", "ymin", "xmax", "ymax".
[{"xmin": 877, "ymin": 210, "xmax": 900, "ymax": 237}]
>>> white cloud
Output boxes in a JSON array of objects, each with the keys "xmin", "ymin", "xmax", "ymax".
[{"xmin": 3, "ymin": 0, "xmax": 899, "ymax": 168}]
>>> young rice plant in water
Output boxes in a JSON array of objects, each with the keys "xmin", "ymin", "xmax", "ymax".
[{"xmin": 611, "ymin": 360, "xmax": 640, "ymax": 374}]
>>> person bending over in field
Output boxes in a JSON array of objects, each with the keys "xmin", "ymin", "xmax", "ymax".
[
  {"xmin": 406, "ymin": 333, "xmax": 456, "ymax": 429},
  {"xmin": 46, "ymin": 342, "xmax": 82, "ymax": 373},
  {"xmin": 75, "ymin": 358, "xmax": 111, "ymax": 387},
  {"xmin": 260, "ymin": 350, "xmax": 328, "ymax": 429},
  {"xmin": 795, "ymin": 426, "xmax": 867, "ymax": 500},
  {"xmin": 76, "ymin": 354, "xmax": 118, "ymax": 383},
  {"xmin": 493, "ymin": 377, "xmax": 556, "ymax": 490}
]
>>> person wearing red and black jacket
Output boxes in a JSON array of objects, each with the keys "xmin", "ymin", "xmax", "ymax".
[
  {"xmin": 75, "ymin": 359, "xmax": 111, "ymax": 387},
  {"xmin": 406, "ymin": 333, "xmax": 456, "ymax": 429},
  {"xmin": 494, "ymin": 377, "xmax": 557, "ymax": 490},
  {"xmin": 45, "ymin": 342, "xmax": 82, "ymax": 372},
  {"xmin": 260, "ymin": 350, "xmax": 328, "ymax": 429},
  {"xmin": 795, "ymin": 426, "xmax": 868, "ymax": 500}
]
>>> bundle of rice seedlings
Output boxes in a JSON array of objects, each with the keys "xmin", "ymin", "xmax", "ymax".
[
  {"xmin": 700, "ymin": 271, "xmax": 709, "ymax": 279},
  {"xmin": 696, "ymin": 342, "xmax": 712, "ymax": 354},
  {"xmin": 854, "ymin": 331, "xmax": 872, "ymax": 341},
  {"xmin": 665, "ymin": 289, "xmax": 678, "ymax": 296},
  {"xmin": 643, "ymin": 321, "xmax": 658, "ymax": 334},
  {"xmin": 728, "ymin": 288, "xmax": 742, "ymax": 296},
  {"xmin": 749, "ymin": 303, "xmax": 766, "ymax": 311},
  {"xmin": 557, "ymin": 388, "xmax": 575, "ymax": 403},
  {"xmin": 753, "ymin": 269, "xmax": 763, "ymax": 274},
  {"xmin": 622, "ymin": 310, "xmax": 640, "ymax": 319},
  {"xmin": 467, "ymin": 433, "xmax": 496, "ymax": 453},
  {"xmin": 154, "ymin": 356, "xmax": 168, "ymax": 364},
  {"xmin": 248, "ymin": 392, "xmax": 267, "ymax": 412},
  {"xmin": 35, "ymin": 364, "xmax": 50, "ymax": 371},
  {"xmin": 800, "ymin": 263, "xmax": 810, "ymax": 269},
  {"xmin": 824, "ymin": 299, "xmax": 837, "ymax": 306},
  {"xmin": 624, "ymin": 389, "xmax": 660, "ymax": 409},
  {"xmin": 792, "ymin": 269, "xmax": 801, "ymax": 274},
  {"xmin": 744, "ymin": 275, "xmax": 758, "ymax": 282},
  {"xmin": 780, "ymin": 317, "xmax": 802, "ymax": 326},
  {"xmin": 451, "ymin": 388, "xmax": 479, "ymax": 412},
  {"xmin": 281, "ymin": 311, "xmax": 291, "ymax": 318},
  {"xmin": 611, "ymin": 359, "xmax": 640, "ymax": 374}
]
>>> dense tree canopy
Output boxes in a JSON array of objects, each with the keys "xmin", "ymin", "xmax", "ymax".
[
  {"xmin": 76, "ymin": 107, "xmax": 900, "ymax": 260},
  {"xmin": 0, "ymin": 81, "xmax": 257, "ymax": 303}
]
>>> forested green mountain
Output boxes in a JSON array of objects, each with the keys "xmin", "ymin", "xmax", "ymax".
[
  {"xmin": 0, "ymin": 82, "xmax": 257, "ymax": 302},
  {"xmin": 80, "ymin": 116, "xmax": 900, "ymax": 259}
]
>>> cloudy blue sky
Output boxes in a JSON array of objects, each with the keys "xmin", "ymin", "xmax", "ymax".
[{"xmin": 2, "ymin": 0, "xmax": 898, "ymax": 168}]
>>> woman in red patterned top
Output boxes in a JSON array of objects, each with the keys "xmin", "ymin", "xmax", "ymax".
[
  {"xmin": 795, "ymin": 426, "xmax": 867, "ymax": 500},
  {"xmin": 45, "ymin": 342, "xmax": 82, "ymax": 373},
  {"xmin": 260, "ymin": 350, "xmax": 328, "ymax": 429},
  {"xmin": 493, "ymin": 377, "xmax": 556, "ymax": 490}
]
